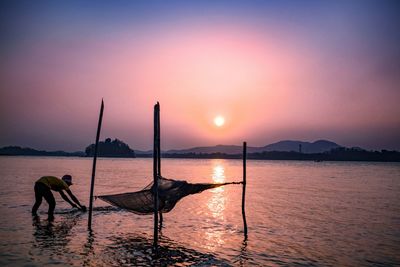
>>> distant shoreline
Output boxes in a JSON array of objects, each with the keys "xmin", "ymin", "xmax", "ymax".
[
  {"xmin": 137, "ymin": 151, "xmax": 400, "ymax": 162},
  {"xmin": 1, "ymin": 154, "xmax": 399, "ymax": 163},
  {"xmin": 1, "ymin": 146, "xmax": 399, "ymax": 162}
]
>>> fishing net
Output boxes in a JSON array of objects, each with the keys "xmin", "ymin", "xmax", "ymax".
[{"xmin": 98, "ymin": 176, "xmax": 240, "ymax": 215}]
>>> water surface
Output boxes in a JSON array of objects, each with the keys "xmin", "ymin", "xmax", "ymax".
[{"xmin": 0, "ymin": 157, "xmax": 399, "ymax": 266}]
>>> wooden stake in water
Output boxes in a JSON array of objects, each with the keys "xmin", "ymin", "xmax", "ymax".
[
  {"xmin": 157, "ymin": 104, "xmax": 163, "ymax": 228},
  {"xmin": 153, "ymin": 102, "xmax": 160, "ymax": 250},
  {"xmin": 88, "ymin": 99, "xmax": 104, "ymax": 230},
  {"xmin": 242, "ymin": 141, "xmax": 248, "ymax": 238}
]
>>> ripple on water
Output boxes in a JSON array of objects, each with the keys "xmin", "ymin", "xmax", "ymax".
[{"xmin": 102, "ymin": 234, "xmax": 231, "ymax": 266}]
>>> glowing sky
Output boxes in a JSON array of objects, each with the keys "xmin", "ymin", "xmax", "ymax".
[{"xmin": 1, "ymin": 1, "xmax": 399, "ymax": 151}]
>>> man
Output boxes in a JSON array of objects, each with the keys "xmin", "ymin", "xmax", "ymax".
[{"xmin": 32, "ymin": 175, "xmax": 86, "ymax": 221}]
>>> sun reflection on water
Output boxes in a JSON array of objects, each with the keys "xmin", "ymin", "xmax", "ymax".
[
  {"xmin": 212, "ymin": 164, "xmax": 225, "ymax": 183},
  {"xmin": 205, "ymin": 161, "xmax": 228, "ymax": 250},
  {"xmin": 211, "ymin": 163, "xmax": 225, "ymax": 194}
]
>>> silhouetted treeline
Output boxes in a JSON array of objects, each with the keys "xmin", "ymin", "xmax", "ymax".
[
  {"xmin": 85, "ymin": 138, "xmax": 135, "ymax": 158},
  {"xmin": 247, "ymin": 147, "xmax": 400, "ymax": 162},
  {"xmin": 0, "ymin": 146, "xmax": 84, "ymax": 157},
  {"xmin": 136, "ymin": 147, "xmax": 400, "ymax": 162},
  {"xmin": 2, "ymin": 145, "xmax": 399, "ymax": 162}
]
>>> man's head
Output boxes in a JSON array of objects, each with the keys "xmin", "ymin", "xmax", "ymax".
[{"xmin": 62, "ymin": 175, "xmax": 73, "ymax": 186}]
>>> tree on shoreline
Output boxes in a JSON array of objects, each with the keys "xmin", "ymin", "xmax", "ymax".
[{"xmin": 85, "ymin": 138, "xmax": 136, "ymax": 158}]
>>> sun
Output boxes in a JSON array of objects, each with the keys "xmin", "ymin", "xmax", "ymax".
[{"xmin": 214, "ymin": 116, "xmax": 225, "ymax": 127}]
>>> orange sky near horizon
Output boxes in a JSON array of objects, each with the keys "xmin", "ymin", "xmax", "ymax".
[{"xmin": 1, "ymin": 1, "xmax": 399, "ymax": 151}]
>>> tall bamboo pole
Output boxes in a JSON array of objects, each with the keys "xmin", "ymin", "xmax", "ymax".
[
  {"xmin": 157, "ymin": 103, "xmax": 161, "ymax": 175},
  {"xmin": 157, "ymin": 104, "xmax": 163, "ymax": 227},
  {"xmin": 242, "ymin": 141, "xmax": 248, "ymax": 238},
  {"xmin": 153, "ymin": 103, "xmax": 160, "ymax": 250},
  {"xmin": 88, "ymin": 99, "xmax": 104, "ymax": 230}
]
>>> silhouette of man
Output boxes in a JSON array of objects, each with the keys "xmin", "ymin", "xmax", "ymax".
[{"xmin": 32, "ymin": 175, "xmax": 86, "ymax": 221}]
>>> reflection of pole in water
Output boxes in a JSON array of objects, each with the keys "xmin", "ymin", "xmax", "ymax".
[
  {"xmin": 82, "ymin": 230, "xmax": 96, "ymax": 266},
  {"xmin": 238, "ymin": 239, "xmax": 248, "ymax": 267}
]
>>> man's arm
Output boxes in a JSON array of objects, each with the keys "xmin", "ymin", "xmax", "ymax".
[
  {"xmin": 59, "ymin": 190, "xmax": 77, "ymax": 208},
  {"xmin": 65, "ymin": 189, "xmax": 86, "ymax": 210}
]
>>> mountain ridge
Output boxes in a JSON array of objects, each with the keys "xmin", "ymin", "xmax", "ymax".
[
  {"xmin": 2, "ymin": 141, "xmax": 400, "ymax": 162},
  {"xmin": 136, "ymin": 140, "xmax": 341, "ymax": 155}
]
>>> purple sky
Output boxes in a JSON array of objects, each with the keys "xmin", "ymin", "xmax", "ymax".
[{"xmin": 1, "ymin": 1, "xmax": 399, "ymax": 151}]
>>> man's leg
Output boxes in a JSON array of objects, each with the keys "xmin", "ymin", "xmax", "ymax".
[
  {"xmin": 32, "ymin": 183, "xmax": 43, "ymax": 216},
  {"xmin": 43, "ymin": 188, "xmax": 56, "ymax": 221}
]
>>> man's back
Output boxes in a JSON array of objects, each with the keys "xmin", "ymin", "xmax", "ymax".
[{"xmin": 36, "ymin": 176, "xmax": 69, "ymax": 191}]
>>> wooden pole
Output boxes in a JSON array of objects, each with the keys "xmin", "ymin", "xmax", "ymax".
[
  {"xmin": 242, "ymin": 141, "xmax": 248, "ymax": 238},
  {"xmin": 153, "ymin": 102, "xmax": 160, "ymax": 250},
  {"xmin": 157, "ymin": 103, "xmax": 161, "ymax": 175},
  {"xmin": 88, "ymin": 99, "xmax": 104, "ymax": 230},
  {"xmin": 157, "ymin": 104, "xmax": 163, "ymax": 228}
]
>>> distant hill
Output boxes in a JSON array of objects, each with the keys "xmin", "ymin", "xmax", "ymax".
[
  {"xmin": 85, "ymin": 138, "xmax": 135, "ymax": 158},
  {"xmin": 1, "ymin": 140, "xmax": 399, "ymax": 162},
  {"xmin": 253, "ymin": 140, "xmax": 341, "ymax": 154},
  {"xmin": 0, "ymin": 146, "xmax": 84, "ymax": 157},
  {"xmin": 0, "ymin": 138, "xmax": 136, "ymax": 158},
  {"xmin": 166, "ymin": 145, "xmax": 244, "ymax": 155},
  {"xmin": 0, "ymin": 139, "xmax": 342, "ymax": 157},
  {"xmin": 162, "ymin": 140, "xmax": 341, "ymax": 155}
]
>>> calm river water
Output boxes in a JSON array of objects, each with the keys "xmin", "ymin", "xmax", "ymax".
[{"xmin": 0, "ymin": 156, "xmax": 399, "ymax": 266}]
